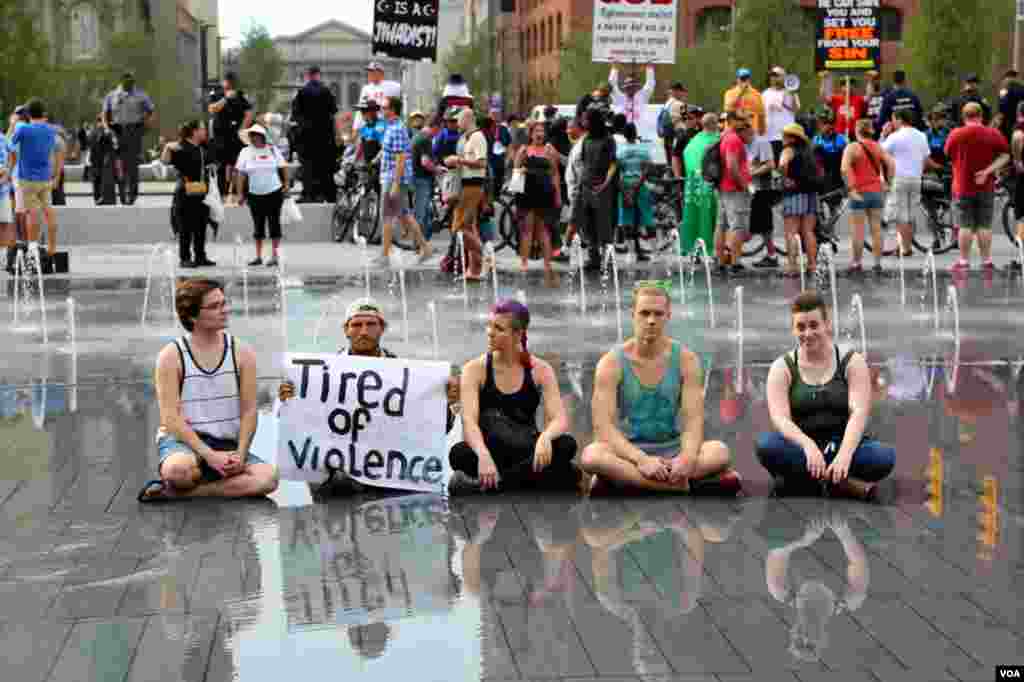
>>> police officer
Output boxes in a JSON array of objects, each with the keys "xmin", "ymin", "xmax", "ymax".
[
  {"xmin": 950, "ymin": 73, "xmax": 992, "ymax": 126},
  {"xmin": 103, "ymin": 71, "xmax": 155, "ymax": 205},
  {"xmin": 291, "ymin": 65, "xmax": 338, "ymax": 203},
  {"xmin": 998, "ymin": 69, "xmax": 1024, "ymax": 144}
]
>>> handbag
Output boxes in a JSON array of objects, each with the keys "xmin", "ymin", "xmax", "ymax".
[
  {"xmin": 204, "ymin": 173, "xmax": 225, "ymax": 223},
  {"xmin": 477, "ymin": 407, "xmax": 539, "ymax": 461},
  {"xmin": 508, "ymin": 167, "xmax": 526, "ymax": 194},
  {"xmin": 281, "ymin": 196, "xmax": 303, "ymax": 224},
  {"xmin": 185, "ymin": 147, "xmax": 209, "ymax": 195}
]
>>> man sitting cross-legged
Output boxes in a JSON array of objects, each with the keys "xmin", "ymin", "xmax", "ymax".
[
  {"xmin": 580, "ymin": 281, "xmax": 742, "ymax": 495},
  {"xmin": 139, "ymin": 278, "xmax": 279, "ymax": 502}
]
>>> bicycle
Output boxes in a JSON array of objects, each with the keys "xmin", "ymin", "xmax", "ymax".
[
  {"xmin": 330, "ymin": 161, "xmax": 416, "ymax": 251},
  {"xmin": 998, "ymin": 174, "xmax": 1019, "ymax": 246}
]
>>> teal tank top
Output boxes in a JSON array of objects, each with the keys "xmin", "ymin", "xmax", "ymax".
[{"xmin": 616, "ymin": 341, "xmax": 683, "ymax": 449}]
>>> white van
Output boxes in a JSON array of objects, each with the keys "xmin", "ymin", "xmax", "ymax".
[{"xmin": 528, "ymin": 103, "xmax": 667, "ymax": 166}]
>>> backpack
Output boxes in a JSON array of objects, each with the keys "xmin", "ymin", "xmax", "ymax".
[
  {"xmin": 701, "ymin": 141, "xmax": 723, "ymax": 187},
  {"xmin": 657, "ymin": 105, "xmax": 675, "ymax": 141},
  {"xmin": 799, "ymin": 145, "xmax": 827, "ymax": 193}
]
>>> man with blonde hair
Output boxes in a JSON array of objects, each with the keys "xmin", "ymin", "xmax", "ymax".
[{"xmin": 580, "ymin": 281, "xmax": 741, "ymax": 495}]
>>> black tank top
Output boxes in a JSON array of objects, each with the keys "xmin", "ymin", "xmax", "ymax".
[{"xmin": 479, "ymin": 353, "xmax": 540, "ymax": 426}]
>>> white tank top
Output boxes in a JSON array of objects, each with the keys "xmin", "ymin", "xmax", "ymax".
[{"xmin": 173, "ymin": 332, "xmax": 241, "ymax": 441}]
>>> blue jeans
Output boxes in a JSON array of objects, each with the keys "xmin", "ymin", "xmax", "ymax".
[
  {"xmin": 755, "ymin": 432, "xmax": 895, "ymax": 484},
  {"xmin": 413, "ymin": 175, "xmax": 435, "ymax": 240}
]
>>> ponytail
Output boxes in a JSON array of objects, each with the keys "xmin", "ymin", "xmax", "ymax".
[{"xmin": 520, "ymin": 330, "xmax": 532, "ymax": 368}]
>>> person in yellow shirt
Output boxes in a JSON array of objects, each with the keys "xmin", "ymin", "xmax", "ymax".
[{"xmin": 724, "ymin": 68, "xmax": 766, "ymax": 136}]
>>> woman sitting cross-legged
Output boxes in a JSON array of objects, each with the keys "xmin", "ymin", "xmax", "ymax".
[
  {"xmin": 449, "ymin": 299, "xmax": 580, "ymax": 494},
  {"xmin": 756, "ymin": 291, "xmax": 895, "ymax": 500}
]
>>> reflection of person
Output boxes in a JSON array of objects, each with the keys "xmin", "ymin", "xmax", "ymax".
[
  {"xmin": 763, "ymin": 505, "xmax": 870, "ymax": 663},
  {"xmin": 451, "ymin": 299, "xmax": 579, "ymax": 493},
  {"xmin": 757, "ymin": 292, "xmax": 895, "ymax": 499},
  {"xmin": 581, "ymin": 282, "xmax": 740, "ymax": 495},
  {"xmin": 141, "ymin": 278, "xmax": 279, "ymax": 501}
]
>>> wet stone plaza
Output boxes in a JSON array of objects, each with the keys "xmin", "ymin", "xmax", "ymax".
[{"xmin": 1, "ymin": 243, "xmax": 1023, "ymax": 682}]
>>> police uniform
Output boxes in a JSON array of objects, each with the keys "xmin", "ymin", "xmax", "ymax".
[
  {"xmin": 291, "ymin": 78, "xmax": 338, "ymax": 202},
  {"xmin": 103, "ymin": 84, "xmax": 154, "ymax": 205}
]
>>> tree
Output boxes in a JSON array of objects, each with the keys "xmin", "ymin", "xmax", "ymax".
[
  {"xmin": 731, "ymin": 0, "xmax": 816, "ymax": 112},
  {"xmin": 441, "ymin": 29, "xmax": 510, "ymax": 110},
  {"xmin": 237, "ymin": 23, "xmax": 285, "ymax": 112},
  {"xmin": 904, "ymin": 0, "xmax": 1013, "ymax": 105},
  {"xmin": 0, "ymin": 0, "xmax": 53, "ymax": 114}
]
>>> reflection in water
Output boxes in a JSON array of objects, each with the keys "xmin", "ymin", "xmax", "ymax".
[{"xmin": 760, "ymin": 504, "xmax": 870, "ymax": 663}]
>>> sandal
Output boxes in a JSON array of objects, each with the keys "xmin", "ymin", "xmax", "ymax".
[{"xmin": 137, "ymin": 479, "xmax": 176, "ymax": 503}]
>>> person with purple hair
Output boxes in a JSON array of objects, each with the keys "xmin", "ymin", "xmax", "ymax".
[
  {"xmin": 580, "ymin": 281, "xmax": 742, "ymax": 495},
  {"xmin": 450, "ymin": 299, "xmax": 579, "ymax": 493}
]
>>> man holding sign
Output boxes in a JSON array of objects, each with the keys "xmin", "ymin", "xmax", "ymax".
[
  {"xmin": 139, "ymin": 278, "xmax": 279, "ymax": 502},
  {"xmin": 279, "ymin": 298, "xmax": 459, "ymax": 494}
]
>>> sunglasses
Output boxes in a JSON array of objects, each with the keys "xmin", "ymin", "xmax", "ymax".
[{"xmin": 634, "ymin": 280, "xmax": 673, "ymax": 293}]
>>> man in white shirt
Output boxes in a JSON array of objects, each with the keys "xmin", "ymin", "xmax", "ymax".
[
  {"xmin": 609, "ymin": 63, "xmax": 655, "ymax": 134},
  {"xmin": 355, "ymin": 61, "xmax": 401, "ymax": 131},
  {"xmin": 881, "ymin": 108, "xmax": 931, "ymax": 255},
  {"xmin": 762, "ymin": 66, "xmax": 800, "ymax": 162}
]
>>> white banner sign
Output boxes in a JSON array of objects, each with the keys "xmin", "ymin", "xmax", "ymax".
[
  {"xmin": 276, "ymin": 353, "xmax": 451, "ymax": 494},
  {"xmin": 592, "ymin": 0, "xmax": 677, "ymax": 64}
]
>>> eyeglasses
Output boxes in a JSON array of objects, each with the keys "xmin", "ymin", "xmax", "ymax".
[{"xmin": 201, "ymin": 300, "xmax": 228, "ymax": 310}]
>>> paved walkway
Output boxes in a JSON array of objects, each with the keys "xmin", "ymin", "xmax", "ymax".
[{"xmin": 38, "ymin": 237, "xmax": 1024, "ymax": 281}]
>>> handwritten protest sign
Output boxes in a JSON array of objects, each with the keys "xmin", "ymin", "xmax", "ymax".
[
  {"xmin": 592, "ymin": 0, "xmax": 677, "ymax": 65},
  {"xmin": 276, "ymin": 353, "xmax": 451, "ymax": 494},
  {"xmin": 372, "ymin": 0, "xmax": 440, "ymax": 62},
  {"xmin": 815, "ymin": 0, "xmax": 881, "ymax": 72}
]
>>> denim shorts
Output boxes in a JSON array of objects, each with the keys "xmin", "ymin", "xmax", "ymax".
[
  {"xmin": 782, "ymin": 192, "xmax": 817, "ymax": 218},
  {"xmin": 157, "ymin": 434, "xmax": 266, "ymax": 482},
  {"xmin": 849, "ymin": 191, "xmax": 884, "ymax": 211}
]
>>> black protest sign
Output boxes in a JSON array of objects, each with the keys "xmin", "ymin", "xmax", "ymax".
[
  {"xmin": 372, "ymin": 0, "xmax": 440, "ymax": 62},
  {"xmin": 815, "ymin": 0, "xmax": 881, "ymax": 72}
]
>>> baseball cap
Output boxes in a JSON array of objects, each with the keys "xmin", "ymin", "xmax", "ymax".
[
  {"xmin": 306, "ymin": 65, "xmax": 321, "ymax": 75},
  {"xmin": 963, "ymin": 73, "xmax": 979, "ymax": 83},
  {"xmin": 737, "ymin": 67, "xmax": 752, "ymax": 79},
  {"xmin": 356, "ymin": 99, "xmax": 380, "ymax": 112},
  {"xmin": 366, "ymin": 61, "xmax": 384, "ymax": 71},
  {"xmin": 770, "ymin": 66, "xmax": 786, "ymax": 77},
  {"xmin": 686, "ymin": 104, "xmax": 704, "ymax": 116},
  {"xmin": 345, "ymin": 298, "xmax": 386, "ymax": 325},
  {"xmin": 408, "ymin": 110, "xmax": 425, "ymax": 120}
]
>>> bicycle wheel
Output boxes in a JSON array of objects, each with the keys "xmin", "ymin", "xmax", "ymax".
[
  {"xmin": 331, "ymin": 200, "xmax": 353, "ymax": 242},
  {"xmin": 914, "ymin": 197, "xmax": 958, "ymax": 255},
  {"xmin": 353, "ymin": 190, "xmax": 381, "ymax": 244},
  {"xmin": 496, "ymin": 198, "xmax": 519, "ymax": 253},
  {"xmin": 1003, "ymin": 197, "xmax": 1019, "ymax": 244}
]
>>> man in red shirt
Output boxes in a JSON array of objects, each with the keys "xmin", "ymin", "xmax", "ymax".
[
  {"xmin": 823, "ymin": 78, "xmax": 866, "ymax": 139},
  {"xmin": 717, "ymin": 112, "xmax": 754, "ymax": 273},
  {"xmin": 944, "ymin": 102, "xmax": 1010, "ymax": 272}
]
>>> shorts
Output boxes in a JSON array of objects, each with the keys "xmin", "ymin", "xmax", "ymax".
[
  {"xmin": 157, "ymin": 434, "xmax": 266, "ymax": 483},
  {"xmin": 0, "ymin": 191, "xmax": 12, "ymax": 224},
  {"xmin": 883, "ymin": 176, "xmax": 921, "ymax": 224},
  {"xmin": 953, "ymin": 192, "xmax": 995, "ymax": 230},
  {"xmin": 718, "ymin": 191, "xmax": 751, "ymax": 232},
  {"xmin": 380, "ymin": 185, "xmax": 413, "ymax": 221},
  {"xmin": 849, "ymin": 191, "xmax": 884, "ymax": 211},
  {"xmin": 782, "ymin": 192, "xmax": 817, "ymax": 218},
  {"xmin": 1015, "ymin": 176, "xmax": 1024, "ymax": 222},
  {"xmin": 633, "ymin": 439, "xmax": 682, "ymax": 459},
  {"xmin": 17, "ymin": 179, "xmax": 51, "ymax": 212}
]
